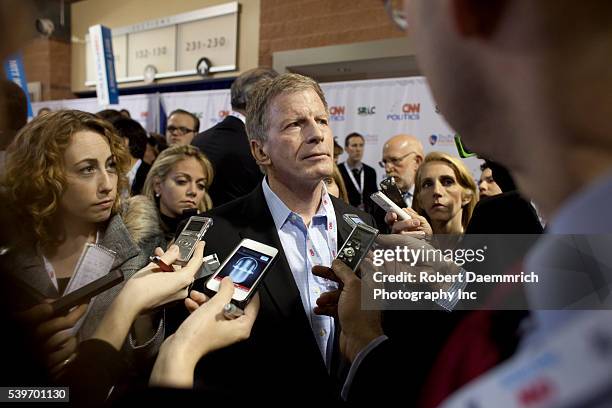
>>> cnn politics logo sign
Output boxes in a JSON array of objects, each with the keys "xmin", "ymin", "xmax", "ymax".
[
  {"xmin": 387, "ymin": 103, "xmax": 420, "ymax": 121},
  {"xmin": 329, "ymin": 106, "xmax": 346, "ymax": 121}
]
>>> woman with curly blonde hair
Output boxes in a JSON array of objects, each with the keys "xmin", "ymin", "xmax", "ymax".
[
  {"xmin": 412, "ymin": 151, "xmax": 478, "ymax": 235},
  {"xmin": 123, "ymin": 145, "xmax": 214, "ymax": 248},
  {"xmin": 2, "ymin": 110, "xmax": 156, "ymax": 374}
]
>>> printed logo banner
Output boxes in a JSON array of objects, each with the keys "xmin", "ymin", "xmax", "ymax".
[
  {"xmin": 320, "ymin": 77, "xmax": 482, "ymax": 181},
  {"xmin": 31, "ymin": 76, "xmax": 482, "ymax": 178}
]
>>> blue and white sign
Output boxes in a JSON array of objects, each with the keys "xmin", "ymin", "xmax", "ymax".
[
  {"xmin": 89, "ymin": 24, "xmax": 119, "ymax": 106},
  {"xmin": 3, "ymin": 53, "xmax": 33, "ymax": 118}
]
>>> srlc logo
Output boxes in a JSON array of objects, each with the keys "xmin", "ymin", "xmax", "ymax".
[{"xmin": 357, "ymin": 106, "xmax": 376, "ymax": 115}]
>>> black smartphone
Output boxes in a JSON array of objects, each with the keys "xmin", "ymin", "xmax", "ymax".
[
  {"xmin": 379, "ymin": 177, "xmax": 407, "ymax": 208},
  {"xmin": 51, "ymin": 270, "xmax": 124, "ymax": 315}
]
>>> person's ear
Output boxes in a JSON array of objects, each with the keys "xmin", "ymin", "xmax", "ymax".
[
  {"xmin": 451, "ymin": 0, "xmax": 510, "ymax": 38},
  {"xmin": 461, "ymin": 190, "xmax": 473, "ymax": 207},
  {"xmin": 250, "ymin": 139, "xmax": 271, "ymax": 166},
  {"xmin": 153, "ymin": 177, "xmax": 162, "ymax": 196}
]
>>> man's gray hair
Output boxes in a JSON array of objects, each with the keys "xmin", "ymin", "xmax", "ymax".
[{"xmin": 246, "ymin": 73, "xmax": 328, "ymax": 143}]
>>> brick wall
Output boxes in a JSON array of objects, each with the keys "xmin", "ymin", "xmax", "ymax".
[
  {"xmin": 259, "ymin": 0, "xmax": 404, "ymax": 67},
  {"xmin": 22, "ymin": 38, "xmax": 74, "ymax": 101}
]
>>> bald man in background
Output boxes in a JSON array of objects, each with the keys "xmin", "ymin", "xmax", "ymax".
[
  {"xmin": 367, "ymin": 134, "xmax": 424, "ymax": 231},
  {"xmin": 381, "ymin": 134, "xmax": 424, "ymax": 207}
]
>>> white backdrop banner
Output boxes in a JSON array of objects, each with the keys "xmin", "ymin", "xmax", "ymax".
[
  {"xmin": 32, "ymin": 93, "xmax": 158, "ymax": 133},
  {"xmin": 32, "ymin": 76, "xmax": 481, "ymax": 179},
  {"xmin": 320, "ymin": 77, "xmax": 481, "ymax": 181},
  {"xmin": 160, "ymin": 89, "xmax": 231, "ymax": 133}
]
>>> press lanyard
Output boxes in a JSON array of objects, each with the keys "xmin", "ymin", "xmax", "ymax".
[
  {"xmin": 303, "ymin": 186, "xmax": 338, "ymax": 267},
  {"xmin": 344, "ymin": 162, "xmax": 365, "ymax": 196}
]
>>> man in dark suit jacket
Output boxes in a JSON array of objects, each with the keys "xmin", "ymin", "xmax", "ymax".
[
  {"xmin": 192, "ymin": 68, "xmax": 278, "ymax": 206},
  {"xmin": 189, "ymin": 184, "xmax": 373, "ymax": 402},
  {"xmin": 171, "ymin": 73, "xmax": 375, "ymax": 403},
  {"xmin": 110, "ymin": 117, "xmax": 150, "ymax": 195},
  {"xmin": 338, "ymin": 132, "xmax": 379, "ymax": 212}
]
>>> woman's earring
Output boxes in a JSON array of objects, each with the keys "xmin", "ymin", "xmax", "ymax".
[{"xmin": 155, "ymin": 192, "xmax": 160, "ymax": 198}]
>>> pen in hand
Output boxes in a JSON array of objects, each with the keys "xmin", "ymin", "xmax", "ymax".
[{"xmin": 149, "ymin": 255, "xmax": 175, "ymax": 272}]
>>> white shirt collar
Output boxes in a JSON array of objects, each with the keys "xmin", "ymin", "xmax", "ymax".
[
  {"xmin": 127, "ymin": 159, "xmax": 142, "ymax": 188},
  {"xmin": 261, "ymin": 178, "xmax": 330, "ymax": 229},
  {"xmin": 230, "ymin": 111, "xmax": 246, "ymax": 124},
  {"xmin": 345, "ymin": 161, "xmax": 363, "ymax": 171}
]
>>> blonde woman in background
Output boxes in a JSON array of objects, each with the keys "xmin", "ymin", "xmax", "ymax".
[
  {"xmin": 123, "ymin": 144, "xmax": 214, "ymax": 251},
  {"xmin": 412, "ymin": 151, "xmax": 478, "ymax": 235}
]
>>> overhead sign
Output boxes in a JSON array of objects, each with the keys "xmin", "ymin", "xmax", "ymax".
[
  {"xmin": 89, "ymin": 24, "xmax": 119, "ymax": 106},
  {"xmin": 128, "ymin": 26, "xmax": 176, "ymax": 78},
  {"xmin": 85, "ymin": 1, "xmax": 238, "ymax": 86}
]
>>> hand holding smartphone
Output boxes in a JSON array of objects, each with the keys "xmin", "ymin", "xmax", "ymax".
[{"xmin": 205, "ymin": 239, "xmax": 278, "ymax": 309}]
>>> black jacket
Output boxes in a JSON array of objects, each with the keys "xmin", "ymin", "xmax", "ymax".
[
  {"xmin": 167, "ymin": 184, "xmax": 374, "ymax": 403},
  {"xmin": 466, "ymin": 191, "xmax": 543, "ymax": 234},
  {"xmin": 191, "ymin": 116, "xmax": 263, "ymax": 207},
  {"xmin": 338, "ymin": 161, "xmax": 379, "ymax": 212},
  {"xmin": 131, "ymin": 161, "xmax": 151, "ymax": 196}
]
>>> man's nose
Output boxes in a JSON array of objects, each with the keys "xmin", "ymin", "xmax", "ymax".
[{"xmin": 305, "ymin": 120, "xmax": 324, "ymax": 143}]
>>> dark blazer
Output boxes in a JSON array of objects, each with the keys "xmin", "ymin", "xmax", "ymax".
[
  {"xmin": 338, "ymin": 161, "xmax": 378, "ymax": 211},
  {"xmin": 191, "ymin": 116, "xmax": 263, "ymax": 207},
  {"xmin": 466, "ymin": 191, "xmax": 544, "ymax": 234},
  {"xmin": 169, "ymin": 184, "xmax": 374, "ymax": 403},
  {"xmin": 131, "ymin": 160, "xmax": 151, "ymax": 196}
]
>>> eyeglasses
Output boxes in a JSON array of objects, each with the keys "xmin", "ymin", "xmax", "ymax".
[
  {"xmin": 167, "ymin": 126, "xmax": 195, "ymax": 135},
  {"xmin": 383, "ymin": 0, "xmax": 408, "ymax": 32},
  {"xmin": 379, "ymin": 152, "xmax": 416, "ymax": 168}
]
